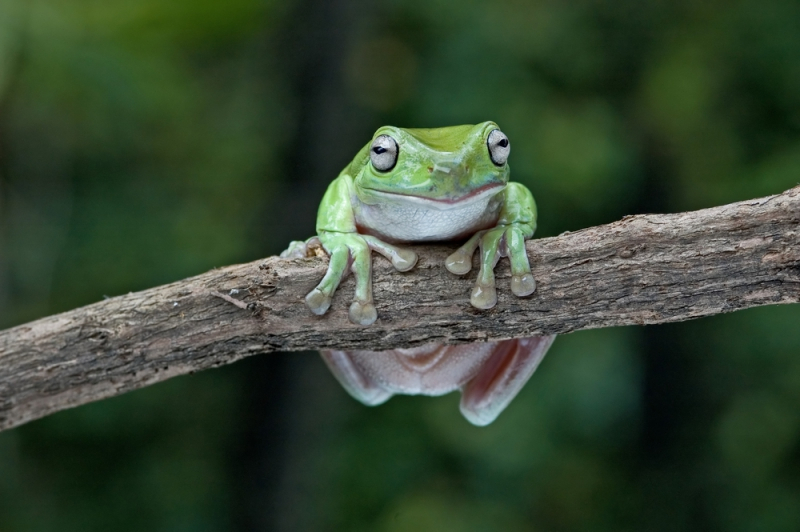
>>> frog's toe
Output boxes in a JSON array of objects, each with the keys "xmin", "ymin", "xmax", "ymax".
[
  {"xmin": 362, "ymin": 236, "xmax": 418, "ymax": 273},
  {"xmin": 349, "ymin": 300, "xmax": 377, "ymax": 326},
  {"xmin": 511, "ymin": 273, "xmax": 536, "ymax": 297},
  {"xmin": 391, "ymin": 249, "xmax": 418, "ymax": 272},
  {"xmin": 305, "ymin": 288, "xmax": 332, "ymax": 315},
  {"xmin": 445, "ymin": 249, "xmax": 473, "ymax": 275},
  {"xmin": 445, "ymin": 231, "xmax": 483, "ymax": 275},
  {"xmin": 504, "ymin": 225, "xmax": 537, "ymax": 297},
  {"xmin": 471, "ymin": 282, "xmax": 497, "ymax": 310}
]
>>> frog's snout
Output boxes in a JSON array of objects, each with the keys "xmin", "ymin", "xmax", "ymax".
[
  {"xmin": 427, "ymin": 158, "xmax": 505, "ymax": 202},
  {"xmin": 430, "ymin": 161, "xmax": 470, "ymax": 181}
]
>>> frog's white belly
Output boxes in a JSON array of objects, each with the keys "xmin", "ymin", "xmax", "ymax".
[{"xmin": 354, "ymin": 193, "xmax": 501, "ymax": 243}]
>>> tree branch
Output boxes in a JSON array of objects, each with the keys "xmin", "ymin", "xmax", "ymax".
[{"xmin": 1, "ymin": 186, "xmax": 799, "ymax": 431}]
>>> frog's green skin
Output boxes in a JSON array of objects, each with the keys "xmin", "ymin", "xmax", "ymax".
[
  {"xmin": 282, "ymin": 122, "xmax": 555, "ymax": 426},
  {"xmin": 286, "ymin": 122, "xmax": 538, "ymax": 325}
]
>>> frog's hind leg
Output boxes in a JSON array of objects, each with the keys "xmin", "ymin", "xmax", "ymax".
[
  {"xmin": 320, "ymin": 350, "xmax": 393, "ymax": 406},
  {"xmin": 459, "ymin": 336, "xmax": 556, "ymax": 426}
]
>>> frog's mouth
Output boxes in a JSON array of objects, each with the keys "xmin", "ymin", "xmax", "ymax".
[{"xmin": 363, "ymin": 182, "xmax": 504, "ymax": 210}]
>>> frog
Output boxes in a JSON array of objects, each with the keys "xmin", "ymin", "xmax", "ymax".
[{"xmin": 281, "ymin": 122, "xmax": 556, "ymax": 425}]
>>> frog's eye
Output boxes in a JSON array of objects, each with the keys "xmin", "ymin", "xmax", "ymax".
[
  {"xmin": 370, "ymin": 135, "xmax": 398, "ymax": 172},
  {"xmin": 487, "ymin": 129, "xmax": 510, "ymax": 166}
]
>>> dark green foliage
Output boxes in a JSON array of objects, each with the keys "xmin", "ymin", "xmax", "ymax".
[{"xmin": 1, "ymin": 0, "xmax": 799, "ymax": 530}]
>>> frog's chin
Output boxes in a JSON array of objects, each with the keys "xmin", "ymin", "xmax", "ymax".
[{"xmin": 360, "ymin": 183, "xmax": 504, "ymax": 210}]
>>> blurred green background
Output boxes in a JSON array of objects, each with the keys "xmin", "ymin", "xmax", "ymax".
[{"xmin": 1, "ymin": 0, "xmax": 800, "ymax": 530}]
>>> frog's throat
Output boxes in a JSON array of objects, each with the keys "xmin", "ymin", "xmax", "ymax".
[{"xmin": 359, "ymin": 183, "xmax": 504, "ymax": 211}]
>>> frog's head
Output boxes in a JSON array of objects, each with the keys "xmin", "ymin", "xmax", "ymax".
[{"xmin": 350, "ymin": 121, "xmax": 510, "ymax": 209}]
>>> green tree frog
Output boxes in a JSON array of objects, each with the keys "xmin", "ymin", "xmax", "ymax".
[{"xmin": 282, "ymin": 122, "xmax": 555, "ymax": 425}]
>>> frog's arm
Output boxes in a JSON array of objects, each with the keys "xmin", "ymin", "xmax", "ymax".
[
  {"xmin": 445, "ymin": 182, "xmax": 538, "ymax": 309},
  {"xmin": 316, "ymin": 173, "xmax": 358, "ymax": 233},
  {"xmin": 304, "ymin": 174, "xmax": 418, "ymax": 325}
]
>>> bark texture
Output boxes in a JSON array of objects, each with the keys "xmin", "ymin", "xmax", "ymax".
[{"xmin": 1, "ymin": 186, "xmax": 799, "ymax": 431}]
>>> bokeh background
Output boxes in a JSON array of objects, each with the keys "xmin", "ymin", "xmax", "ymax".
[{"xmin": 1, "ymin": 0, "xmax": 800, "ymax": 530}]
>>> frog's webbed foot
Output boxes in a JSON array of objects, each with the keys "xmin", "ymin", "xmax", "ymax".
[
  {"xmin": 322, "ymin": 336, "xmax": 556, "ymax": 426},
  {"xmin": 460, "ymin": 335, "xmax": 555, "ymax": 426},
  {"xmin": 445, "ymin": 224, "xmax": 536, "ymax": 309},
  {"xmin": 306, "ymin": 232, "xmax": 417, "ymax": 326},
  {"xmin": 319, "ymin": 350, "xmax": 393, "ymax": 406}
]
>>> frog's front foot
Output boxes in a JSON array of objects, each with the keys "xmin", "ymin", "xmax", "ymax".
[
  {"xmin": 306, "ymin": 232, "xmax": 417, "ymax": 325},
  {"xmin": 445, "ymin": 224, "xmax": 536, "ymax": 309}
]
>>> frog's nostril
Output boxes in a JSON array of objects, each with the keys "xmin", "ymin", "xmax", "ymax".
[{"xmin": 433, "ymin": 163, "xmax": 452, "ymax": 174}]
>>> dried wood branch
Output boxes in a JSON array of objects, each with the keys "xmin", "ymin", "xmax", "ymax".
[{"xmin": 1, "ymin": 186, "xmax": 799, "ymax": 432}]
